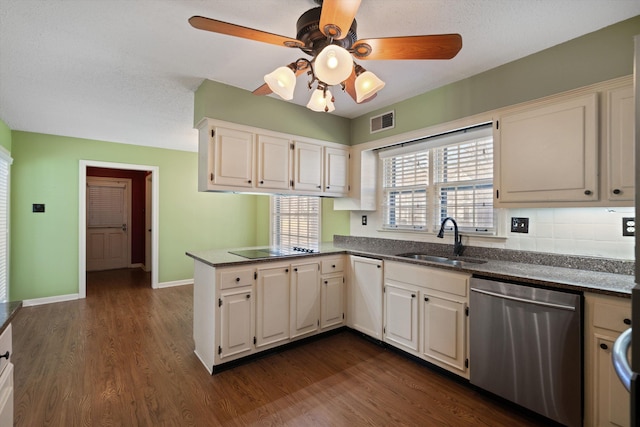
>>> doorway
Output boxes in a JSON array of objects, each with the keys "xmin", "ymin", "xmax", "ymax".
[{"xmin": 79, "ymin": 160, "xmax": 159, "ymax": 298}]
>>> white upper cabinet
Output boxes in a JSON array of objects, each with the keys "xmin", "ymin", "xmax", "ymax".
[
  {"xmin": 494, "ymin": 76, "xmax": 634, "ymax": 207},
  {"xmin": 211, "ymin": 127, "xmax": 255, "ymax": 188},
  {"xmin": 197, "ymin": 118, "xmax": 349, "ymax": 197},
  {"xmin": 323, "ymin": 146, "xmax": 350, "ymax": 196},
  {"xmin": 257, "ymin": 134, "xmax": 291, "ymax": 190},
  {"xmin": 606, "ymin": 84, "xmax": 634, "ymax": 202},
  {"xmin": 496, "ymin": 93, "xmax": 599, "ymax": 204},
  {"xmin": 293, "ymin": 141, "xmax": 323, "ymax": 192}
]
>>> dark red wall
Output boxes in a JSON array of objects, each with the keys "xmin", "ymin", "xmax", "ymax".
[{"xmin": 87, "ymin": 167, "xmax": 148, "ymax": 265}]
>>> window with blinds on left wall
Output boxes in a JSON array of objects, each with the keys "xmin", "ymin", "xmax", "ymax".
[{"xmin": 0, "ymin": 148, "xmax": 12, "ymax": 302}]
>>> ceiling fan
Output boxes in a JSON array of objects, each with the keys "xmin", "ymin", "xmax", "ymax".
[{"xmin": 189, "ymin": 0, "xmax": 462, "ymax": 112}]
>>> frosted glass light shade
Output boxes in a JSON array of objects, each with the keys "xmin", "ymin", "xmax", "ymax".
[
  {"xmin": 355, "ymin": 71, "xmax": 385, "ymax": 103},
  {"xmin": 264, "ymin": 66, "xmax": 296, "ymax": 100},
  {"xmin": 307, "ymin": 88, "xmax": 335, "ymax": 112},
  {"xmin": 314, "ymin": 45, "xmax": 353, "ymax": 85}
]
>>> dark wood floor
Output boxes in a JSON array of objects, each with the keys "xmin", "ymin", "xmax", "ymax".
[{"xmin": 11, "ymin": 268, "xmax": 550, "ymax": 426}]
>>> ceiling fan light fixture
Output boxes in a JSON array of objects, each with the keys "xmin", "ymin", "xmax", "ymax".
[
  {"xmin": 314, "ymin": 45, "xmax": 353, "ymax": 85},
  {"xmin": 355, "ymin": 70, "xmax": 385, "ymax": 103},
  {"xmin": 264, "ymin": 65, "xmax": 297, "ymax": 100},
  {"xmin": 307, "ymin": 87, "xmax": 335, "ymax": 113}
]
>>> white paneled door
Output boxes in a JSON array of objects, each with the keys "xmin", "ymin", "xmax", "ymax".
[{"xmin": 86, "ymin": 177, "xmax": 131, "ymax": 271}]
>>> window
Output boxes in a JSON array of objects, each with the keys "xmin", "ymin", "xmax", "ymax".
[
  {"xmin": 380, "ymin": 124, "xmax": 494, "ymax": 234},
  {"xmin": 0, "ymin": 148, "xmax": 11, "ymax": 302},
  {"xmin": 271, "ymin": 196, "xmax": 320, "ymax": 248}
]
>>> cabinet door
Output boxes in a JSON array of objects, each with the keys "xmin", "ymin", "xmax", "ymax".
[
  {"xmin": 219, "ymin": 288, "xmax": 254, "ymax": 359},
  {"xmin": 607, "ymin": 85, "xmax": 634, "ymax": 202},
  {"xmin": 293, "ymin": 141, "xmax": 323, "ymax": 192},
  {"xmin": 256, "ymin": 266, "xmax": 290, "ymax": 348},
  {"xmin": 212, "ymin": 127, "xmax": 254, "ymax": 188},
  {"xmin": 594, "ymin": 335, "xmax": 630, "ymax": 427},
  {"xmin": 257, "ymin": 134, "xmax": 291, "ymax": 190},
  {"xmin": 324, "ymin": 146, "xmax": 349, "ymax": 195},
  {"xmin": 349, "ymin": 256, "xmax": 383, "ymax": 340},
  {"xmin": 384, "ymin": 283, "xmax": 419, "ymax": 352},
  {"xmin": 497, "ymin": 93, "xmax": 598, "ymax": 203},
  {"xmin": 422, "ymin": 294, "xmax": 466, "ymax": 372},
  {"xmin": 321, "ymin": 275, "xmax": 344, "ymax": 329},
  {"xmin": 290, "ymin": 262, "xmax": 320, "ymax": 338}
]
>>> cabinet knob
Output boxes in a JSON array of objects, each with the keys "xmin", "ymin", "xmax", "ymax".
[
  {"xmin": 326, "ymin": 186, "xmax": 330, "ymax": 190},
  {"xmin": 324, "ymin": 280, "xmax": 328, "ymax": 284},
  {"xmin": 600, "ymin": 343, "xmax": 608, "ymax": 350},
  {"xmin": 584, "ymin": 190, "xmax": 592, "ymax": 195},
  {"xmin": 624, "ymin": 318, "xmax": 632, "ymax": 325},
  {"xmin": 285, "ymin": 269, "xmax": 289, "ymax": 273},
  {"xmin": 613, "ymin": 188, "xmax": 622, "ymax": 195},
  {"xmin": 411, "ymin": 294, "xmax": 416, "ymax": 298},
  {"xmin": 424, "ymin": 297, "xmax": 429, "ymax": 302},
  {"xmin": 248, "ymin": 180, "xmax": 252, "ymax": 184},
  {"xmin": 235, "ymin": 277, "xmax": 240, "ymax": 282},
  {"xmin": 332, "ymin": 265, "xmax": 336, "ymax": 268},
  {"xmin": 260, "ymin": 180, "xmax": 264, "ymax": 185},
  {"xmin": 294, "ymin": 268, "xmax": 298, "ymax": 272},
  {"xmin": 317, "ymin": 185, "xmax": 321, "ymax": 189},
  {"xmin": 0, "ymin": 351, "xmax": 8, "ymax": 360},
  {"xmin": 377, "ymin": 265, "xmax": 381, "ymax": 268},
  {"xmin": 246, "ymin": 294, "xmax": 250, "ymax": 299}
]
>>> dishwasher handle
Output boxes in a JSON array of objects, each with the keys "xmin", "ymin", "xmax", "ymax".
[
  {"xmin": 470, "ymin": 287, "xmax": 577, "ymax": 311},
  {"xmin": 612, "ymin": 328, "xmax": 632, "ymax": 392}
]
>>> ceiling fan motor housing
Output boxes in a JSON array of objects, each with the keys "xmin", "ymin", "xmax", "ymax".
[{"xmin": 296, "ymin": 7, "xmax": 358, "ymax": 56}]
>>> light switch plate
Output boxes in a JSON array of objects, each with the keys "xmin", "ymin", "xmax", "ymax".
[{"xmin": 511, "ymin": 217, "xmax": 529, "ymax": 233}]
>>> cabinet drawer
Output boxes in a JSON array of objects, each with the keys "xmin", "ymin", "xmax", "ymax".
[
  {"xmin": 593, "ymin": 300, "xmax": 631, "ymax": 333},
  {"xmin": 423, "ymin": 268, "xmax": 469, "ymax": 297},
  {"xmin": 321, "ymin": 258, "xmax": 344, "ymax": 274},
  {"xmin": 219, "ymin": 267, "xmax": 255, "ymax": 290},
  {"xmin": 0, "ymin": 325, "xmax": 11, "ymax": 377}
]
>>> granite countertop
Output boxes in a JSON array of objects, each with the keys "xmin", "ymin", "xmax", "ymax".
[
  {"xmin": 186, "ymin": 237, "xmax": 635, "ymax": 298},
  {"xmin": 0, "ymin": 301, "xmax": 22, "ymax": 335}
]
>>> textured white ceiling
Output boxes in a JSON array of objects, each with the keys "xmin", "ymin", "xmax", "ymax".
[{"xmin": 1, "ymin": 1, "xmax": 639, "ymax": 152}]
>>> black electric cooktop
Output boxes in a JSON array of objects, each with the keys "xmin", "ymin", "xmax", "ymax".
[{"xmin": 229, "ymin": 247, "xmax": 317, "ymax": 259}]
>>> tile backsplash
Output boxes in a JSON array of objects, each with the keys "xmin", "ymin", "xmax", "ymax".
[{"xmin": 348, "ymin": 207, "xmax": 635, "ymax": 261}]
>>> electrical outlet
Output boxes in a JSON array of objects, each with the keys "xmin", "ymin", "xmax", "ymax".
[
  {"xmin": 623, "ymin": 217, "xmax": 635, "ymax": 236},
  {"xmin": 362, "ymin": 215, "xmax": 367, "ymax": 226},
  {"xmin": 511, "ymin": 217, "xmax": 529, "ymax": 233},
  {"xmin": 32, "ymin": 204, "xmax": 45, "ymax": 213}
]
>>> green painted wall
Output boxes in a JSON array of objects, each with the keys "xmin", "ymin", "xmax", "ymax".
[
  {"xmin": 351, "ymin": 15, "xmax": 640, "ymax": 144},
  {"xmin": 321, "ymin": 198, "xmax": 350, "ymax": 241},
  {"xmin": 0, "ymin": 119, "xmax": 11, "ymax": 152},
  {"xmin": 194, "ymin": 80, "xmax": 351, "ymax": 145},
  {"xmin": 10, "ymin": 131, "xmax": 262, "ymax": 300}
]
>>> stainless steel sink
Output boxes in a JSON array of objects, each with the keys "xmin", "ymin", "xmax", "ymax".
[{"xmin": 396, "ymin": 253, "xmax": 487, "ymax": 267}]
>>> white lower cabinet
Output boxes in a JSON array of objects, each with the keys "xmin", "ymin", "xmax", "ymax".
[
  {"xmin": 290, "ymin": 262, "xmax": 321, "ymax": 339},
  {"xmin": 349, "ymin": 256, "xmax": 384, "ymax": 340},
  {"xmin": 422, "ymin": 294, "xmax": 466, "ymax": 373},
  {"xmin": 0, "ymin": 324, "xmax": 12, "ymax": 426},
  {"xmin": 384, "ymin": 283, "xmax": 419, "ymax": 352},
  {"xmin": 584, "ymin": 293, "xmax": 632, "ymax": 427},
  {"xmin": 256, "ymin": 264, "xmax": 291, "ymax": 348},
  {"xmin": 384, "ymin": 261, "xmax": 470, "ymax": 378},
  {"xmin": 320, "ymin": 257, "xmax": 346, "ymax": 330},
  {"xmin": 219, "ymin": 288, "xmax": 254, "ymax": 359}
]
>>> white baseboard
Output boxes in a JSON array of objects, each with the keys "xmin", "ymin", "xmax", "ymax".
[
  {"xmin": 22, "ymin": 293, "xmax": 80, "ymax": 307},
  {"xmin": 156, "ymin": 279, "xmax": 193, "ymax": 289}
]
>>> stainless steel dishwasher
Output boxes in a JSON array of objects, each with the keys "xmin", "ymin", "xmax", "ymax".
[{"xmin": 470, "ymin": 277, "xmax": 582, "ymax": 427}]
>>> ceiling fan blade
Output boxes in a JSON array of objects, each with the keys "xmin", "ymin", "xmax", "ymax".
[
  {"xmin": 343, "ymin": 67, "xmax": 376, "ymax": 104},
  {"xmin": 319, "ymin": 0, "xmax": 361, "ymax": 39},
  {"xmin": 253, "ymin": 61, "xmax": 311, "ymax": 96},
  {"xmin": 189, "ymin": 16, "xmax": 304, "ymax": 49},
  {"xmin": 352, "ymin": 34, "xmax": 462, "ymax": 60}
]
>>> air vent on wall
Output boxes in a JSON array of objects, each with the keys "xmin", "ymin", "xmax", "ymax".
[{"xmin": 370, "ymin": 111, "xmax": 395, "ymax": 134}]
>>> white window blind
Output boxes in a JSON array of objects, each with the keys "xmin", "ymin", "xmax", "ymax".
[
  {"xmin": 271, "ymin": 196, "xmax": 320, "ymax": 248},
  {"xmin": 0, "ymin": 150, "xmax": 12, "ymax": 302},
  {"xmin": 87, "ymin": 182, "xmax": 126, "ymax": 228},
  {"xmin": 380, "ymin": 124, "xmax": 494, "ymax": 234}
]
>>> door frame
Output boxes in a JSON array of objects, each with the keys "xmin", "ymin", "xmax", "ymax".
[{"xmin": 79, "ymin": 160, "xmax": 159, "ymax": 298}]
